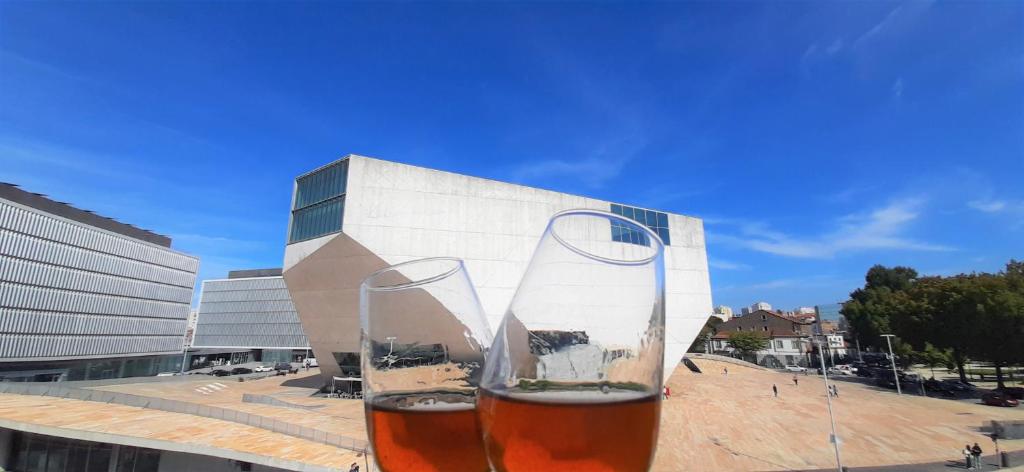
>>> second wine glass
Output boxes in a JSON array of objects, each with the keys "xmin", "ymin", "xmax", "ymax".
[
  {"xmin": 361, "ymin": 257, "xmax": 493, "ymax": 472},
  {"xmin": 479, "ymin": 209, "xmax": 666, "ymax": 472}
]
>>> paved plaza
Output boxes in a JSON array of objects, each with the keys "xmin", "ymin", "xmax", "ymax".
[
  {"xmin": 655, "ymin": 358, "xmax": 1024, "ymax": 471},
  {"xmin": 0, "ymin": 359, "xmax": 1022, "ymax": 471}
]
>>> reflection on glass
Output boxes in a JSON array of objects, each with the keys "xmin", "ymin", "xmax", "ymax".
[
  {"xmin": 479, "ymin": 209, "xmax": 666, "ymax": 472},
  {"xmin": 361, "ymin": 257, "xmax": 493, "ymax": 472}
]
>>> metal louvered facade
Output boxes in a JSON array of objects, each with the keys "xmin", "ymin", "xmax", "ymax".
[
  {"xmin": 0, "ymin": 197, "xmax": 199, "ymax": 363},
  {"xmin": 193, "ymin": 276, "xmax": 309, "ymax": 349}
]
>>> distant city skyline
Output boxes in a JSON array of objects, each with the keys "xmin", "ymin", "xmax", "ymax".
[{"xmin": 2, "ymin": 2, "xmax": 1020, "ymax": 309}]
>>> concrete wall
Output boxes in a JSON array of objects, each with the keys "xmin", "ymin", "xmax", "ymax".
[
  {"xmin": 158, "ymin": 450, "xmax": 290, "ymax": 472},
  {"xmin": 284, "ymin": 155, "xmax": 712, "ymax": 381}
]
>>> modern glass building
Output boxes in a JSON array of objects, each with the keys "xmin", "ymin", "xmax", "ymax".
[
  {"xmin": 282, "ymin": 155, "xmax": 713, "ymax": 382},
  {"xmin": 0, "ymin": 183, "xmax": 199, "ymax": 381},
  {"xmin": 192, "ymin": 269, "xmax": 310, "ymax": 364}
]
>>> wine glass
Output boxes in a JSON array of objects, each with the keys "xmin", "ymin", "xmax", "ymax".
[
  {"xmin": 479, "ymin": 209, "xmax": 666, "ymax": 472},
  {"xmin": 360, "ymin": 257, "xmax": 493, "ymax": 472}
]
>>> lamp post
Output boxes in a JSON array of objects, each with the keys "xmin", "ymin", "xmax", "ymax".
[
  {"xmin": 817, "ymin": 336, "xmax": 843, "ymax": 471},
  {"xmin": 881, "ymin": 334, "xmax": 902, "ymax": 395}
]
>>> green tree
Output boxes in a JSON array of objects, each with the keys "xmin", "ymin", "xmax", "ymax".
[
  {"xmin": 688, "ymin": 316, "xmax": 723, "ymax": 353},
  {"xmin": 727, "ymin": 331, "xmax": 768, "ymax": 360},
  {"xmin": 915, "ymin": 342, "xmax": 952, "ymax": 378},
  {"xmin": 841, "ymin": 265, "xmax": 919, "ymax": 349}
]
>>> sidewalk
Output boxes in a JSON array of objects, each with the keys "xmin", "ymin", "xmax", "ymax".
[{"xmin": 816, "ymin": 450, "xmax": 1024, "ymax": 471}]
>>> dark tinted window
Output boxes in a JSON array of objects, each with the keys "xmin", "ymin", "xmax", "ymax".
[
  {"xmin": 289, "ymin": 159, "xmax": 349, "ymax": 243},
  {"xmin": 609, "ymin": 203, "xmax": 670, "ymax": 245}
]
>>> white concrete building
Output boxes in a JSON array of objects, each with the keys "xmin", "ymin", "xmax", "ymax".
[
  {"xmin": 192, "ymin": 269, "xmax": 310, "ymax": 364},
  {"xmin": 751, "ymin": 301, "xmax": 772, "ymax": 312},
  {"xmin": 0, "ymin": 183, "xmax": 198, "ymax": 381},
  {"xmin": 712, "ymin": 305, "xmax": 733, "ymax": 322},
  {"xmin": 281, "ymin": 155, "xmax": 713, "ymax": 381}
]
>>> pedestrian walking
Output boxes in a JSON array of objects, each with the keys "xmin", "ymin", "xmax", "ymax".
[
  {"xmin": 971, "ymin": 442, "xmax": 983, "ymax": 469},
  {"xmin": 963, "ymin": 444, "xmax": 973, "ymax": 469},
  {"xmin": 832, "ymin": 384, "xmax": 839, "ymax": 397},
  {"xmin": 793, "ymin": 375, "xmax": 799, "ymax": 386},
  {"xmin": 723, "ymin": 367, "xmax": 728, "ymax": 376},
  {"xmin": 348, "ymin": 462, "xmax": 360, "ymax": 472},
  {"xmin": 663, "ymin": 385, "xmax": 671, "ymax": 399},
  {"xmin": 772, "ymin": 384, "xmax": 778, "ymax": 397}
]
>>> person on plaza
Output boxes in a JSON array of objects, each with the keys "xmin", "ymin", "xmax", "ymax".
[
  {"xmin": 723, "ymin": 367, "xmax": 728, "ymax": 376},
  {"xmin": 772, "ymin": 384, "xmax": 778, "ymax": 398},
  {"xmin": 348, "ymin": 462, "xmax": 360, "ymax": 472},
  {"xmin": 963, "ymin": 444, "xmax": 974, "ymax": 469},
  {"xmin": 663, "ymin": 385, "xmax": 671, "ymax": 399},
  {"xmin": 832, "ymin": 384, "xmax": 839, "ymax": 397},
  {"xmin": 793, "ymin": 375, "xmax": 799, "ymax": 386},
  {"xmin": 971, "ymin": 442, "xmax": 983, "ymax": 469}
]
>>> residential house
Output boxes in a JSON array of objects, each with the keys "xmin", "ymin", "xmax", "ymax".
[{"xmin": 708, "ymin": 310, "xmax": 814, "ymax": 367}]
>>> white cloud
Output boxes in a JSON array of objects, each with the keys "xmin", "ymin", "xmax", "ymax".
[
  {"xmin": 511, "ymin": 156, "xmax": 628, "ymax": 189},
  {"xmin": 853, "ymin": 1, "xmax": 935, "ymax": 50},
  {"xmin": 826, "ymin": 39, "xmax": 845, "ymax": 55},
  {"xmin": 854, "ymin": 6, "xmax": 903, "ymax": 49},
  {"xmin": 710, "ymin": 199, "xmax": 952, "ymax": 259},
  {"xmin": 968, "ymin": 199, "xmax": 1007, "ymax": 213},
  {"xmin": 892, "ymin": 78, "xmax": 904, "ymax": 99},
  {"xmin": 510, "ymin": 134, "xmax": 645, "ymax": 189},
  {"xmin": 708, "ymin": 258, "xmax": 751, "ymax": 271}
]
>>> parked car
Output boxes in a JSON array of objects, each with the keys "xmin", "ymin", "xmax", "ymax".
[
  {"xmin": 210, "ymin": 369, "xmax": 232, "ymax": 377},
  {"xmin": 855, "ymin": 367, "xmax": 875, "ymax": 377},
  {"xmin": 995, "ymin": 387, "xmax": 1024, "ymax": 400},
  {"xmin": 274, "ymin": 363, "xmax": 298, "ymax": 375},
  {"xmin": 834, "ymin": 364, "xmax": 857, "ymax": 374},
  {"xmin": 784, "ymin": 365, "xmax": 807, "ymax": 373},
  {"xmin": 981, "ymin": 392, "xmax": 1020, "ymax": 407},
  {"xmin": 156, "ymin": 372, "xmax": 178, "ymax": 377},
  {"xmin": 230, "ymin": 367, "xmax": 253, "ymax": 375},
  {"xmin": 940, "ymin": 379, "xmax": 976, "ymax": 392},
  {"xmin": 874, "ymin": 376, "xmax": 898, "ymax": 390},
  {"xmin": 253, "ymin": 364, "xmax": 274, "ymax": 373}
]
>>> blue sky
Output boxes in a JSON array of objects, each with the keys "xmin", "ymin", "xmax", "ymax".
[{"xmin": 1, "ymin": 2, "xmax": 1021, "ymax": 310}]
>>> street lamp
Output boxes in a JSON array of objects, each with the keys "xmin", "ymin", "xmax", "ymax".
[
  {"xmin": 816, "ymin": 336, "xmax": 843, "ymax": 471},
  {"xmin": 881, "ymin": 334, "xmax": 902, "ymax": 395}
]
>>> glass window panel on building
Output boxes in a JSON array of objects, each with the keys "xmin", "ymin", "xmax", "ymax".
[{"xmin": 609, "ymin": 203, "xmax": 671, "ymax": 246}]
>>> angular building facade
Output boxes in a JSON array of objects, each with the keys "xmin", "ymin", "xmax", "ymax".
[
  {"xmin": 281, "ymin": 156, "xmax": 713, "ymax": 382},
  {"xmin": 192, "ymin": 269, "xmax": 310, "ymax": 364},
  {"xmin": 0, "ymin": 183, "xmax": 199, "ymax": 381}
]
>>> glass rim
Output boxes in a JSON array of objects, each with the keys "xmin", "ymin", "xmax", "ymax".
[
  {"xmin": 548, "ymin": 208, "xmax": 665, "ymax": 266},
  {"xmin": 361, "ymin": 256, "xmax": 465, "ymax": 292}
]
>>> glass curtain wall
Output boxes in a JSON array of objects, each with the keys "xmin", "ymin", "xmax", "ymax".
[{"xmin": 289, "ymin": 159, "xmax": 349, "ymax": 243}]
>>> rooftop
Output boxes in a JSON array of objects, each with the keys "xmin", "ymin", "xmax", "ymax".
[
  {"xmin": 0, "ymin": 182, "xmax": 172, "ymax": 247},
  {"xmin": 228, "ymin": 268, "xmax": 284, "ymax": 279}
]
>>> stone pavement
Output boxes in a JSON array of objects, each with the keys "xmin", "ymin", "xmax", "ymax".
[
  {"xmin": 2, "ymin": 360, "xmax": 1023, "ymax": 471},
  {"xmin": 0, "ymin": 393, "xmax": 363, "ymax": 472},
  {"xmin": 654, "ymin": 358, "xmax": 1024, "ymax": 471}
]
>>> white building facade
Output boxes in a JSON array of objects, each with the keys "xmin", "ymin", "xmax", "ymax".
[
  {"xmin": 281, "ymin": 155, "xmax": 713, "ymax": 381},
  {"xmin": 0, "ymin": 184, "xmax": 198, "ymax": 381},
  {"xmin": 712, "ymin": 305, "xmax": 733, "ymax": 322},
  {"xmin": 193, "ymin": 269, "xmax": 310, "ymax": 364}
]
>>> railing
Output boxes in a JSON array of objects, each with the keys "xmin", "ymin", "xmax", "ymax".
[
  {"xmin": 240, "ymin": 393, "xmax": 325, "ymax": 410},
  {"xmin": 0, "ymin": 382, "xmax": 369, "ymax": 453}
]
